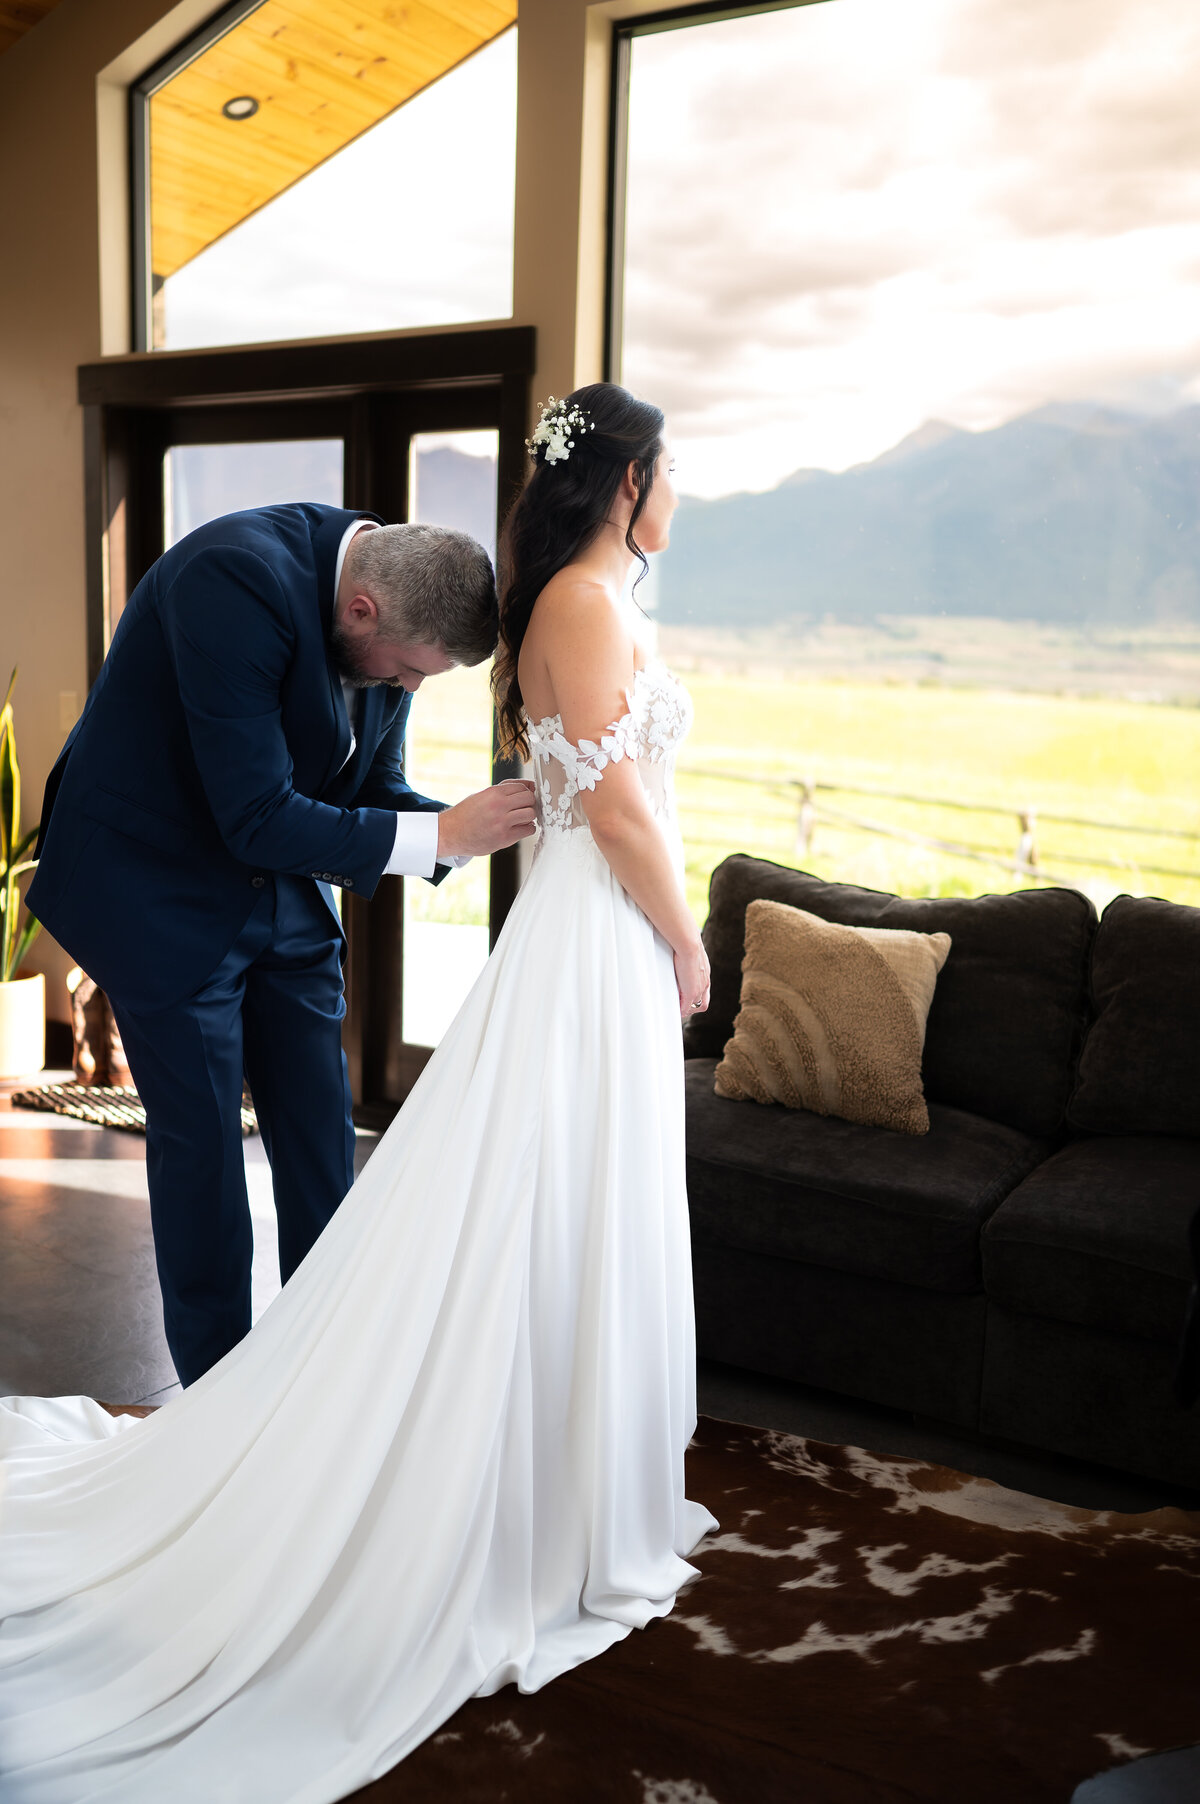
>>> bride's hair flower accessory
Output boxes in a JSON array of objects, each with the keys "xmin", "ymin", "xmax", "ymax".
[{"xmin": 526, "ymin": 396, "xmax": 593, "ymax": 466}]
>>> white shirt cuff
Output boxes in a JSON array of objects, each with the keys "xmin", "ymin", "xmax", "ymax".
[{"xmin": 383, "ymin": 813, "xmax": 471, "ymax": 878}]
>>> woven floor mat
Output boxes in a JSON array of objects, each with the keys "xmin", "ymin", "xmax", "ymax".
[{"xmin": 10, "ymin": 1083, "xmax": 259, "ymax": 1136}]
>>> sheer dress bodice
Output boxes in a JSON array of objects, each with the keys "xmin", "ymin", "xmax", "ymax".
[{"xmin": 528, "ymin": 661, "xmax": 693, "ymax": 848}]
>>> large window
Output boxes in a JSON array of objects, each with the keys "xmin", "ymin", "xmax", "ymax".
[
  {"xmin": 135, "ymin": 1, "xmax": 517, "ymax": 351},
  {"xmin": 614, "ymin": 0, "xmax": 1200, "ymax": 919}
]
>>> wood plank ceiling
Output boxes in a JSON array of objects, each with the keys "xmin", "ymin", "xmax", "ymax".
[
  {"xmin": 0, "ymin": 0, "xmax": 63, "ymax": 59},
  {"xmin": 150, "ymin": 0, "xmax": 517, "ymax": 281}
]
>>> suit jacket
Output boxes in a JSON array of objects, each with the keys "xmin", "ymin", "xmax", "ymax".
[{"xmin": 30, "ymin": 503, "xmax": 445, "ymax": 1012}]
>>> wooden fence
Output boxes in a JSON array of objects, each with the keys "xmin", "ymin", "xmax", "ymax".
[
  {"xmin": 676, "ymin": 766, "xmax": 1200, "ymax": 888},
  {"xmin": 408, "ymin": 735, "xmax": 1200, "ymax": 889}
]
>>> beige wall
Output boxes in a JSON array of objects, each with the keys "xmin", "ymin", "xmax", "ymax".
[
  {"xmin": 0, "ymin": 0, "xmax": 219, "ymax": 1017},
  {"xmin": 515, "ymin": 0, "xmax": 691, "ymax": 401},
  {"xmin": 0, "ymin": 0, "xmax": 697, "ymax": 1023}
]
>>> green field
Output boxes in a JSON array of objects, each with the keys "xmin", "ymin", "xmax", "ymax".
[{"xmin": 401, "ymin": 659, "xmax": 1200, "ymax": 927}]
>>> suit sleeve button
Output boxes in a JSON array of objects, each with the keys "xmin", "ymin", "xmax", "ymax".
[{"xmin": 250, "ymin": 875, "xmax": 266, "ymax": 888}]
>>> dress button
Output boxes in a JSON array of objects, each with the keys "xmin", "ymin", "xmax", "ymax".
[{"xmin": 250, "ymin": 875, "xmax": 266, "ymax": 888}]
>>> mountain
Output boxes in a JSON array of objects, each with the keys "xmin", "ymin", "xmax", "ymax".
[
  {"xmin": 658, "ymin": 403, "xmax": 1200, "ymax": 627},
  {"xmin": 410, "ymin": 444, "xmax": 497, "ymax": 559},
  {"xmin": 861, "ymin": 418, "xmax": 968, "ymax": 468}
]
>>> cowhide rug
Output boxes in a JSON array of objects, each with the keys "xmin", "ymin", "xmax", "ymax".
[
  {"xmin": 357, "ymin": 1415, "xmax": 1200, "ymax": 1804},
  {"xmin": 100, "ymin": 1407, "xmax": 1199, "ymax": 1801}
]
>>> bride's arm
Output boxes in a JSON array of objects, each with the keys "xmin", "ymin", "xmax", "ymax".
[{"xmin": 539, "ymin": 588, "xmax": 710, "ymax": 1017}]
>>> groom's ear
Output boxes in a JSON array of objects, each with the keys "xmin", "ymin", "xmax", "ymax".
[{"xmin": 342, "ymin": 592, "xmax": 381, "ymax": 632}]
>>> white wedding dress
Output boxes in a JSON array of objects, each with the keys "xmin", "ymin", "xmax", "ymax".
[{"xmin": 0, "ymin": 661, "xmax": 717, "ymax": 1804}]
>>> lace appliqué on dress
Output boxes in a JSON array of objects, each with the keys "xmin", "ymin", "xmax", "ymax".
[{"xmin": 528, "ymin": 662, "xmax": 692, "ymax": 844}]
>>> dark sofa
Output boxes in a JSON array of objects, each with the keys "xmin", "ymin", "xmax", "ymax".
[{"xmin": 683, "ymin": 857, "xmax": 1200, "ymax": 1487}]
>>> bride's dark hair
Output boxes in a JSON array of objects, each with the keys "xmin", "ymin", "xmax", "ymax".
[{"xmin": 493, "ymin": 381, "xmax": 665, "ymax": 758}]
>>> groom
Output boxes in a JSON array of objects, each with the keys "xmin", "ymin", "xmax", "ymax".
[{"xmin": 29, "ymin": 503, "xmax": 535, "ymax": 1387}]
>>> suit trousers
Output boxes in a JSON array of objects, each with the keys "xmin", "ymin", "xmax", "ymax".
[{"xmin": 111, "ymin": 875, "xmax": 356, "ymax": 1387}]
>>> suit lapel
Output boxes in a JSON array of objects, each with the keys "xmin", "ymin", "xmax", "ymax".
[
  {"xmin": 322, "ymin": 675, "xmax": 354, "ymax": 794},
  {"xmin": 312, "ymin": 506, "xmax": 383, "ymax": 796},
  {"xmin": 330, "ymin": 686, "xmax": 375, "ymax": 801},
  {"xmin": 323, "ymin": 687, "xmax": 408, "ymax": 805}
]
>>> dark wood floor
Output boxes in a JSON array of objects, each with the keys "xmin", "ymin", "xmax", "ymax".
[{"xmin": 3, "ymin": 1077, "xmax": 1195, "ymax": 1514}]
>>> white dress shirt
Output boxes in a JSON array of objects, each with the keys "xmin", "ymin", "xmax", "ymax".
[{"xmin": 333, "ymin": 520, "xmax": 469, "ymax": 879}]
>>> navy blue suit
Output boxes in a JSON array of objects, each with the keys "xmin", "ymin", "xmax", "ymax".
[{"xmin": 30, "ymin": 504, "xmax": 446, "ymax": 1383}]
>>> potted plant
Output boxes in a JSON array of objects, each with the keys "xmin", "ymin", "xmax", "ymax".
[{"xmin": 0, "ymin": 668, "xmax": 44, "ymax": 1076}]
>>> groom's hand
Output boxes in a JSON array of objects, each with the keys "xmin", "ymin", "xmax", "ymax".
[{"xmin": 436, "ymin": 780, "xmax": 537, "ymax": 859}]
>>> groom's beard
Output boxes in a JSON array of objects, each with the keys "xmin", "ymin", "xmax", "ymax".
[{"xmin": 329, "ymin": 623, "xmax": 407, "ymax": 689}]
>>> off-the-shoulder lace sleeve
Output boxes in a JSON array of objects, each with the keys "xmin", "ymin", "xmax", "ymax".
[
  {"xmin": 537, "ymin": 703, "xmax": 642, "ymax": 791},
  {"xmin": 527, "ymin": 663, "xmax": 693, "ymax": 841}
]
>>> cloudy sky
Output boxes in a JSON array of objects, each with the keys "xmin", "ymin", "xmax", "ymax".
[
  {"xmin": 163, "ymin": 0, "xmax": 1200, "ymax": 499},
  {"xmin": 622, "ymin": 0, "xmax": 1200, "ymax": 493}
]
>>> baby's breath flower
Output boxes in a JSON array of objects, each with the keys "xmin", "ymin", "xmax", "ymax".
[{"xmin": 526, "ymin": 397, "xmax": 593, "ymax": 465}]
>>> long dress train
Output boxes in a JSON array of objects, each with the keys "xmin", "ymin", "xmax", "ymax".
[{"xmin": 0, "ymin": 661, "xmax": 717, "ymax": 1804}]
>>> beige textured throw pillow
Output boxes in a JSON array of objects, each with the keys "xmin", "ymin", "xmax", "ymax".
[{"xmin": 714, "ymin": 900, "xmax": 952, "ymax": 1135}]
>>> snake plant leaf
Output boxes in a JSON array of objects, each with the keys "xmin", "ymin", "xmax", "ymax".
[
  {"xmin": 0, "ymin": 700, "xmax": 19, "ymax": 878},
  {"xmin": 7, "ymin": 907, "xmax": 41, "ymax": 983},
  {"xmin": 1, "ymin": 868, "xmax": 13, "ymax": 984},
  {"xmin": 0, "ymin": 711, "xmax": 12, "ymax": 878},
  {"xmin": 0, "ymin": 667, "xmax": 17, "ymax": 872},
  {"xmin": 3, "ymin": 861, "xmax": 39, "ymax": 982},
  {"xmin": 0, "ymin": 672, "xmax": 40, "ymax": 981}
]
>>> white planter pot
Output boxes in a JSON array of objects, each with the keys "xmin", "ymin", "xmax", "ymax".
[{"xmin": 0, "ymin": 973, "xmax": 45, "ymax": 1078}]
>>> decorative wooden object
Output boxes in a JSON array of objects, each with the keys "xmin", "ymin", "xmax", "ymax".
[{"xmin": 66, "ymin": 967, "xmax": 133, "ymax": 1088}]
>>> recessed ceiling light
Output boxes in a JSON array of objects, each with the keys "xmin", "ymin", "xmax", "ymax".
[{"xmin": 221, "ymin": 95, "xmax": 259, "ymax": 120}]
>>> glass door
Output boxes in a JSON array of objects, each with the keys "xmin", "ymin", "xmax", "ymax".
[
  {"xmin": 84, "ymin": 339, "xmax": 533, "ymax": 1121},
  {"xmin": 401, "ymin": 428, "xmax": 499, "ymax": 1047},
  {"xmin": 155, "ymin": 405, "xmax": 502, "ymax": 1067},
  {"xmin": 163, "ymin": 438, "xmax": 344, "ymax": 546},
  {"xmin": 153, "ymin": 398, "xmax": 513, "ymax": 1100}
]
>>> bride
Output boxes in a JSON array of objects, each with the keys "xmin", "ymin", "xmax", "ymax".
[{"xmin": 0, "ymin": 382, "xmax": 718, "ymax": 1804}]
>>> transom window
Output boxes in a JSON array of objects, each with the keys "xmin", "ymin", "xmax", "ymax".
[{"xmin": 133, "ymin": 0, "xmax": 517, "ymax": 351}]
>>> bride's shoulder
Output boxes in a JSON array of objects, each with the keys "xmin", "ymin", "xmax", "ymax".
[{"xmin": 531, "ymin": 573, "xmax": 635, "ymax": 656}]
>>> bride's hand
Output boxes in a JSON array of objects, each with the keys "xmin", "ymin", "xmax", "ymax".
[{"xmin": 674, "ymin": 942, "xmax": 710, "ymax": 1020}]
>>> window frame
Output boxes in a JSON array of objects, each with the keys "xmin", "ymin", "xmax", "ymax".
[
  {"xmin": 130, "ymin": 0, "xmax": 265, "ymax": 353},
  {"xmin": 604, "ymin": 0, "xmax": 826, "ymax": 381}
]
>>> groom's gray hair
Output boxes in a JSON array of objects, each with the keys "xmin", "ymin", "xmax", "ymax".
[{"xmin": 347, "ymin": 523, "xmax": 498, "ymax": 666}]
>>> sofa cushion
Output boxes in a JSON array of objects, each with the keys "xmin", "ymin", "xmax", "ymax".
[
  {"xmin": 982, "ymin": 1135, "xmax": 1199, "ymax": 1344},
  {"xmin": 713, "ymin": 900, "xmax": 951, "ymax": 1134},
  {"xmin": 685, "ymin": 856, "xmax": 1095, "ymax": 1139},
  {"xmin": 685, "ymin": 1057, "xmax": 1050, "ymax": 1293},
  {"xmin": 1068, "ymin": 895, "xmax": 1200, "ymax": 1138}
]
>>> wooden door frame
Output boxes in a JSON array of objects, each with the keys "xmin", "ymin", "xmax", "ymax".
[{"xmin": 77, "ymin": 325, "xmax": 534, "ymax": 1121}]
